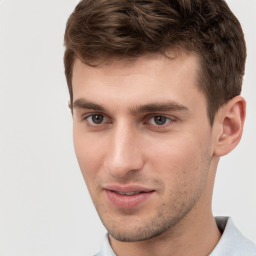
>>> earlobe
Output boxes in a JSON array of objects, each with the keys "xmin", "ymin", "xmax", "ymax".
[{"xmin": 214, "ymin": 96, "xmax": 246, "ymax": 157}]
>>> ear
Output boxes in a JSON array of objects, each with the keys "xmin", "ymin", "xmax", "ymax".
[{"xmin": 214, "ymin": 96, "xmax": 246, "ymax": 157}]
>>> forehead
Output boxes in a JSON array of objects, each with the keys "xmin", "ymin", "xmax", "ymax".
[
  {"xmin": 71, "ymin": 52, "xmax": 205, "ymax": 110},
  {"xmin": 72, "ymin": 51, "xmax": 200, "ymax": 83}
]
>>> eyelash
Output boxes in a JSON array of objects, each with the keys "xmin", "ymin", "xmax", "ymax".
[
  {"xmin": 147, "ymin": 115, "xmax": 173, "ymax": 126},
  {"xmin": 82, "ymin": 113, "xmax": 175, "ymax": 128},
  {"xmin": 83, "ymin": 113, "xmax": 111, "ymax": 126}
]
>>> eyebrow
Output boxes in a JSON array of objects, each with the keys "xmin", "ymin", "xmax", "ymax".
[
  {"xmin": 73, "ymin": 98, "xmax": 189, "ymax": 114},
  {"xmin": 73, "ymin": 98, "xmax": 105, "ymax": 111},
  {"xmin": 131, "ymin": 102, "xmax": 189, "ymax": 114}
]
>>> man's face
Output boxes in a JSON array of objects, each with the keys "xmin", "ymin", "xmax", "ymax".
[{"xmin": 72, "ymin": 52, "xmax": 218, "ymax": 242}]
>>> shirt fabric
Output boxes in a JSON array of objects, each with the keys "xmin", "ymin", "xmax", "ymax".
[{"xmin": 93, "ymin": 216, "xmax": 256, "ymax": 256}]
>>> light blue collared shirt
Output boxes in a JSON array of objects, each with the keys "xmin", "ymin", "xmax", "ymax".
[{"xmin": 93, "ymin": 217, "xmax": 256, "ymax": 256}]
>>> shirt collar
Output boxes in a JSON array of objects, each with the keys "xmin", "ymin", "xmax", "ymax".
[
  {"xmin": 93, "ymin": 234, "xmax": 116, "ymax": 256},
  {"xmin": 210, "ymin": 216, "xmax": 256, "ymax": 255}
]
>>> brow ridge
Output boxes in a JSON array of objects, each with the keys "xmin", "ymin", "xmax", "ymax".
[
  {"xmin": 73, "ymin": 98, "xmax": 189, "ymax": 114},
  {"xmin": 73, "ymin": 98, "xmax": 105, "ymax": 111},
  {"xmin": 132, "ymin": 102, "xmax": 188, "ymax": 114}
]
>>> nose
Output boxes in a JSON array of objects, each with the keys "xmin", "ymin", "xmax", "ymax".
[{"xmin": 104, "ymin": 122, "xmax": 144, "ymax": 178}]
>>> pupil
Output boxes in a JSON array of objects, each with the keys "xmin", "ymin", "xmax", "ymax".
[
  {"xmin": 154, "ymin": 116, "xmax": 166, "ymax": 125},
  {"xmin": 92, "ymin": 115, "xmax": 103, "ymax": 124}
]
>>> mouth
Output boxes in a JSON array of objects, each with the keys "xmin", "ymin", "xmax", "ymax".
[
  {"xmin": 103, "ymin": 184, "xmax": 155, "ymax": 209},
  {"xmin": 114, "ymin": 191, "xmax": 144, "ymax": 196}
]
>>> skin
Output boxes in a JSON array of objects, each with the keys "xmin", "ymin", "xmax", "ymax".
[{"xmin": 71, "ymin": 52, "xmax": 245, "ymax": 256}]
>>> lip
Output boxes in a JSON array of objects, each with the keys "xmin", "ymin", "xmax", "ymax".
[
  {"xmin": 103, "ymin": 184, "xmax": 155, "ymax": 209},
  {"xmin": 104, "ymin": 184, "xmax": 154, "ymax": 193}
]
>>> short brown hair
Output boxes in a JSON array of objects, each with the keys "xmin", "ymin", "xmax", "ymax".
[{"xmin": 64, "ymin": 0, "xmax": 246, "ymax": 124}]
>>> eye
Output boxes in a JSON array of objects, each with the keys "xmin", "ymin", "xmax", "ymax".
[
  {"xmin": 148, "ymin": 115, "xmax": 172, "ymax": 126},
  {"xmin": 85, "ymin": 114, "xmax": 109, "ymax": 125}
]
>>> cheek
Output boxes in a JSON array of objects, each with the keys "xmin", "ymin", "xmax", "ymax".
[
  {"xmin": 73, "ymin": 127, "xmax": 105, "ymax": 183},
  {"xmin": 145, "ymin": 133, "xmax": 211, "ymax": 185},
  {"xmin": 147, "ymin": 140, "xmax": 211, "ymax": 214},
  {"xmin": 146, "ymin": 135, "xmax": 198, "ymax": 165}
]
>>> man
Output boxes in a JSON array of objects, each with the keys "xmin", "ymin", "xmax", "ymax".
[{"xmin": 63, "ymin": 0, "xmax": 256, "ymax": 255}]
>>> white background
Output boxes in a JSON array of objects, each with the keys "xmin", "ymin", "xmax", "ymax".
[{"xmin": 0, "ymin": 0, "xmax": 255, "ymax": 255}]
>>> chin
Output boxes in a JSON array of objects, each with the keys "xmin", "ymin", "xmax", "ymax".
[
  {"xmin": 109, "ymin": 228, "xmax": 166, "ymax": 242},
  {"xmin": 102, "ymin": 212, "xmax": 186, "ymax": 242}
]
